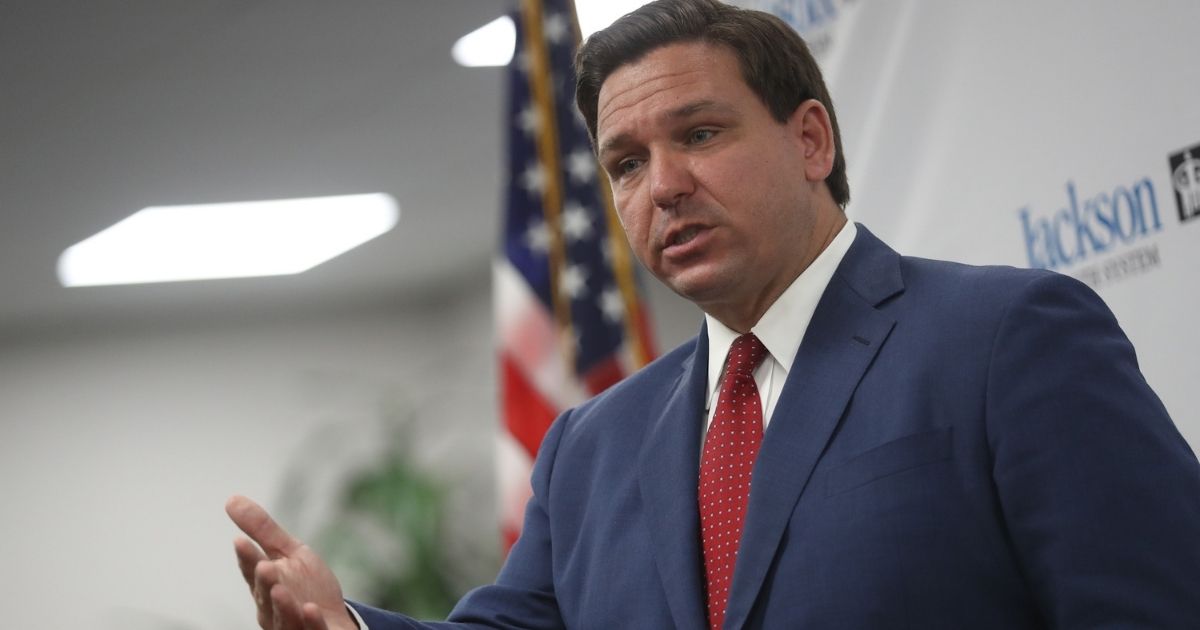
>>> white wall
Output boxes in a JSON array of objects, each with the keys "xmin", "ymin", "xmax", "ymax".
[{"xmin": 0, "ymin": 273, "xmax": 507, "ymax": 629}]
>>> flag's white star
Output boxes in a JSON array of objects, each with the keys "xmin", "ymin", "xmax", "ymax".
[
  {"xmin": 562, "ymin": 202, "xmax": 593, "ymax": 243},
  {"xmin": 521, "ymin": 162, "xmax": 547, "ymax": 196},
  {"xmin": 560, "ymin": 264, "xmax": 588, "ymax": 299},
  {"xmin": 567, "ymin": 149, "xmax": 596, "ymax": 184},
  {"xmin": 600, "ymin": 286, "xmax": 625, "ymax": 323},
  {"xmin": 544, "ymin": 13, "xmax": 569, "ymax": 45},
  {"xmin": 517, "ymin": 106, "xmax": 540, "ymax": 137},
  {"xmin": 525, "ymin": 220, "xmax": 550, "ymax": 254}
]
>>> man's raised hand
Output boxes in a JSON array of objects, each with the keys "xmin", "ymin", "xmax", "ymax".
[{"xmin": 226, "ymin": 495, "xmax": 357, "ymax": 630}]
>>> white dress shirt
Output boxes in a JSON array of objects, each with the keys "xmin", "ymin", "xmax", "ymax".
[{"xmin": 703, "ymin": 221, "xmax": 857, "ymax": 435}]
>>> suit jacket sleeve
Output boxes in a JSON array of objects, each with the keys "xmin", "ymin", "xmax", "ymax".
[
  {"xmin": 987, "ymin": 273, "xmax": 1200, "ymax": 627},
  {"xmin": 349, "ymin": 409, "xmax": 570, "ymax": 630}
]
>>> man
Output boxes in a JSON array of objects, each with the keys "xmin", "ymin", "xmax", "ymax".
[{"xmin": 226, "ymin": 1, "xmax": 1200, "ymax": 628}]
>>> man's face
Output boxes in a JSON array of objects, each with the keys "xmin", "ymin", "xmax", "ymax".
[{"xmin": 595, "ymin": 42, "xmax": 828, "ymax": 326}]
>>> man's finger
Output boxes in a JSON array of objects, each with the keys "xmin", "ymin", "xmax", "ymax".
[
  {"xmin": 226, "ymin": 495, "xmax": 302, "ymax": 559},
  {"xmin": 234, "ymin": 536, "xmax": 266, "ymax": 590},
  {"xmin": 271, "ymin": 583, "xmax": 307, "ymax": 630},
  {"xmin": 255, "ymin": 560, "xmax": 280, "ymax": 629},
  {"xmin": 301, "ymin": 603, "xmax": 330, "ymax": 630}
]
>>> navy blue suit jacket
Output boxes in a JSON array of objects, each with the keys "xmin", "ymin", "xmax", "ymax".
[{"xmin": 356, "ymin": 225, "xmax": 1200, "ymax": 629}]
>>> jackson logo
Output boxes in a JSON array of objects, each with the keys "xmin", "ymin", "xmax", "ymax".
[
  {"xmin": 1018, "ymin": 178, "xmax": 1162, "ymax": 271},
  {"xmin": 1168, "ymin": 143, "xmax": 1200, "ymax": 224},
  {"xmin": 749, "ymin": 0, "xmax": 853, "ymax": 60}
]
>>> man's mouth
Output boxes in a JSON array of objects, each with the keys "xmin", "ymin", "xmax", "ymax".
[{"xmin": 671, "ymin": 226, "xmax": 701, "ymax": 247}]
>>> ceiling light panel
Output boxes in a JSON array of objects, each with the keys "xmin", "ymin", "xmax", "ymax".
[{"xmin": 58, "ymin": 193, "xmax": 400, "ymax": 287}]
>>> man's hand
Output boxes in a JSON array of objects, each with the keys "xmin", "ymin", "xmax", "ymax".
[{"xmin": 226, "ymin": 495, "xmax": 358, "ymax": 630}]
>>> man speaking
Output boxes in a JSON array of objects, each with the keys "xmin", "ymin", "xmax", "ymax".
[{"xmin": 226, "ymin": 1, "xmax": 1200, "ymax": 627}]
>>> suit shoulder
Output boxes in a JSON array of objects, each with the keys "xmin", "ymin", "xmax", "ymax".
[
  {"xmin": 900, "ymin": 254, "xmax": 1051, "ymax": 288},
  {"xmin": 897, "ymin": 255, "xmax": 1095, "ymax": 309},
  {"xmin": 573, "ymin": 335, "xmax": 700, "ymax": 415}
]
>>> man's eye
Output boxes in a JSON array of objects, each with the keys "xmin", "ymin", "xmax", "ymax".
[
  {"xmin": 617, "ymin": 159, "xmax": 643, "ymax": 175},
  {"xmin": 689, "ymin": 129, "xmax": 716, "ymax": 143}
]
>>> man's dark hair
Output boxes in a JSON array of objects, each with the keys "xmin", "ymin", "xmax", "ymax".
[{"xmin": 575, "ymin": 0, "xmax": 850, "ymax": 207}]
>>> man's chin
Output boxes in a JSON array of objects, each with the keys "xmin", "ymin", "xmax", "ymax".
[{"xmin": 663, "ymin": 272, "xmax": 736, "ymax": 307}]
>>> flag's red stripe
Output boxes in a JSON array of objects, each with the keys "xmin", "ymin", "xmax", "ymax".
[
  {"xmin": 583, "ymin": 355, "xmax": 625, "ymax": 396},
  {"xmin": 502, "ymin": 524, "xmax": 521, "ymax": 552},
  {"xmin": 633, "ymin": 304, "xmax": 658, "ymax": 366},
  {"xmin": 501, "ymin": 352, "xmax": 560, "ymax": 459}
]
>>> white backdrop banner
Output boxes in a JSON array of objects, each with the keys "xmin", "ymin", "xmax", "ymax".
[{"xmin": 737, "ymin": 0, "xmax": 1199, "ymax": 447}]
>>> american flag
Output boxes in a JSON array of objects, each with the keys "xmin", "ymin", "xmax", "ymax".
[{"xmin": 494, "ymin": 0, "xmax": 657, "ymax": 552}]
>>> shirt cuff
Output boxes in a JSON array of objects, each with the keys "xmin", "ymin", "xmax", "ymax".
[{"xmin": 345, "ymin": 602, "xmax": 368, "ymax": 630}]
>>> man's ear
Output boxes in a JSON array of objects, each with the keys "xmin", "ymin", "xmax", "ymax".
[{"xmin": 786, "ymin": 100, "xmax": 836, "ymax": 183}]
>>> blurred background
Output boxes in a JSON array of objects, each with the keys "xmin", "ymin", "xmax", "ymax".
[{"xmin": 1, "ymin": 1, "xmax": 1197, "ymax": 628}]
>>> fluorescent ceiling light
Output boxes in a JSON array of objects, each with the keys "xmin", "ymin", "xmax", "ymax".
[
  {"xmin": 58, "ymin": 193, "xmax": 399, "ymax": 287},
  {"xmin": 452, "ymin": 16, "xmax": 516, "ymax": 67},
  {"xmin": 452, "ymin": 1, "xmax": 651, "ymax": 68}
]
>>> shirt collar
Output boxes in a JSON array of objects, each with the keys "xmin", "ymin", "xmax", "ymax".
[{"xmin": 704, "ymin": 220, "xmax": 857, "ymax": 402}]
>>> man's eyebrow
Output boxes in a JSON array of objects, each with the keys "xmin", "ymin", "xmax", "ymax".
[
  {"xmin": 598, "ymin": 100, "xmax": 735, "ymax": 159},
  {"xmin": 598, "ymin": 133, "xmax": 632, "ymax": 161},
  {"xmin": 667, "ymin": 99, "xmax": 734, "ymax": 119}
]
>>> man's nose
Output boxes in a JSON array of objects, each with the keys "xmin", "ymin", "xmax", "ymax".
[{"xmin": 649, "ymin": 153, "xmax": 695, "ymax": 209}]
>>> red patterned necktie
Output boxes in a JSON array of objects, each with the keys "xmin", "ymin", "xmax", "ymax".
[{"xmin": 699, "ymin": 332, "xmax": 769, "ymax": 630}]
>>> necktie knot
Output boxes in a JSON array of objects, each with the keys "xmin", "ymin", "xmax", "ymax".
[{"xmin": 726, "ymin": 333, "xmax": 768, "ymax": 377}]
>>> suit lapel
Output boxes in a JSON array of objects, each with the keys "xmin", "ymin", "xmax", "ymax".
[
  {"xmin": 723, "ymin": 226, "xmax": 904, "ymax": 629},
  {"xmin": 638, "ymin": 330, "xmax": 710, "ymax": 630}
]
